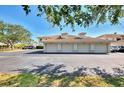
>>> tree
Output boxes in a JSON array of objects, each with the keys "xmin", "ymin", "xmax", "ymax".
[
  {"xmin": 0, "ymin": 21, "xmax": 32, "ymax": 49},
  {"xmin": 22, "ymin": 5, "xmax": 124, "ymax": 31}
]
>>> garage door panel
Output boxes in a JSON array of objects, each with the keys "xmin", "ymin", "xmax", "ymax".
[
  {"xmin": 46, "ymin": 44, "xmax": 57, "ymax": 52},
  {"xmin": 78, "ymin": 44, "xmax": 90, "ymax": 53},
  {"xmin": 94, "ymin": 44, "xmax": 107, "ymax": 53},
  {"xmin": 62, "ymin": 44, "xmax": 73, "ymax": 52}
]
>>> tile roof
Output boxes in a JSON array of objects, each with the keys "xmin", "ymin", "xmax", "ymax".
[
  {"xmin": 97, "ymin": 34, "xmax": 124, "ymax": 39},
  {"xmin": 42, "ymin": 38, "xmax": 110, "ymax": 43},
  {"xmin": 40, "ymin": 33, "xmax": 110, "ymax": 44}
]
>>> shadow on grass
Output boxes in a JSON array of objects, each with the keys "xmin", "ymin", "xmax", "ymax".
[{"xmin": 0, "ymin": 63, "xmax": 124, "ymax": 87}]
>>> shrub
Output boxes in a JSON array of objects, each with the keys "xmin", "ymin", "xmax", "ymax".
[
  {"xmin": 36, "ymin": 46, "xmax": 44, "ymax": 49},
  {"xmin": 14, "ymin": 44, "xmax": 27, "ymax": 49},
  {"xmin": 0, "ymin": 45, "xmax": 8, "ymax": 49}
]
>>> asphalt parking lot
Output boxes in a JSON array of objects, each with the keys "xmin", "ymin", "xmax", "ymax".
[{"xmin": 0, "ymin": 49, "xmax": 124, "ymax": 76}]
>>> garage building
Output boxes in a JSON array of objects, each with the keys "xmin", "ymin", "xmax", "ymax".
[{"xmin": 40, "ymin": 33, "xmax": 110, "ymax": 53}]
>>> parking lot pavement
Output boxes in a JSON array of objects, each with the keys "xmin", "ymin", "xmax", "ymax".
[{"xmin": 0, "ymin": 49, "xmax": 124, "ymax": 75}]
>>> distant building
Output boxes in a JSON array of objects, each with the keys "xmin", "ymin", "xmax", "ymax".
[
  {"xmin": 97, "ymin": 33, "xmax": 124, "ymax": 41},
  {"xmin": 97, "ymin": 33, "xmax": 124, "ymax": 46}
]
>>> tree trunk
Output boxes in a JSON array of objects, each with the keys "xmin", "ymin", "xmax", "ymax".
[
  {"xmin": 8, "ymin": 40, "xmax": 14, "ymax": 50},
  {"xmin": 10, "ymin": 44, "xmax": 14, "ymax": 50}
]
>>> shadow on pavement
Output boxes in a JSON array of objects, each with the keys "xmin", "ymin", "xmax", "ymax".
[
  {"xmin": 12, "ymin": 63, "xmax": 124, "ymax": 77},
  {"xmin": 25, "ymin": 50, "xmax": 44, "ymax": 54}
]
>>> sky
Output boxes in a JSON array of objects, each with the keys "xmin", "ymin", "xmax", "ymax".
[{"xmin": 0, "ymin": 5, "xmax": 124, "ymax": 41}]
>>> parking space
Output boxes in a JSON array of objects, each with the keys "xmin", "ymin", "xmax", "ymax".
[{"xmin": 0, "ymin": 49, "xmax": 124, "ymax": 75}]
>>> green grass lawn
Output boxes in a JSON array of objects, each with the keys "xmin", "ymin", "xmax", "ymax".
[{"xmin": 0, "ymin": 74, "xmax": 124, "ymax": 87}]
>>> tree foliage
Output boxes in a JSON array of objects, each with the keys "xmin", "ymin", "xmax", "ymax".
[
  {"xmin": 0, "ymin": 21, "xmax": 32, "ymax": 49},
  {"xmin": 22, "ymin": 5, "xmax": 124, "ymax": 31}
]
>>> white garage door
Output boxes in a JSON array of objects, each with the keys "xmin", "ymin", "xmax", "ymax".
[
  {"xmin": 94, "ymin": 44, "xmax": 107, "ymax": 53},
  {"xmin": 78, "ymin": 44, "xmax": 90, "ymax": 53},
  {"xmin": 62, "ymin": 44, "xmax": 73, "ymax": 52},
  {"xmin": 45, "ymin": 43, "xmax": 58, "ymax": 52}
]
